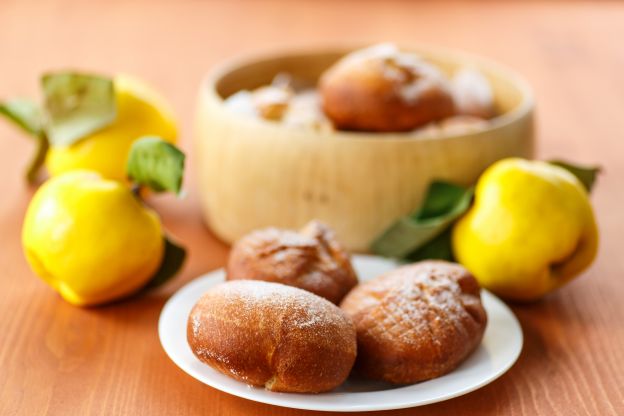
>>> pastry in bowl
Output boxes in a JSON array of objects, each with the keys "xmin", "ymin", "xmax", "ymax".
[
  {"xmin": 227, "ymin": 220, "xmax": 358, "ymax": 304},
  {"xmin": 319, "ymin": 43, "xmax": 455, "ymax": 132},
  {"xmin": 450, "ymin": 67, "xmax": 495, "ymax": 119},
  {"xmin": 340, "ymin": 261, "xmax": 487, "ymax": 384},
  {"xmin": 187, "ymin": 280, "xmax": 357, "ymax": 393}
]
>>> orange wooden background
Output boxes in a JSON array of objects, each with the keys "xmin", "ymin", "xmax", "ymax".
[{"xmin": 1, "ymin": 1, "xmax": 623, "ymax": 415}]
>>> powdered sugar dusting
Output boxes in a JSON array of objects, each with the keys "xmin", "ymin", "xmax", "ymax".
[
  {"xmin": 227, "ymin": 221, "xmax": 358, "ymax": 305},
  {"xmin": 217, "ymin": 280, "xmax": 343, "ymax": 331},
  {"xmin": 188, "ymin": 279, "xmax": 357, "ymax": 391},
  {"xmin": 340, "ymin": 261, "xmax": 487, "ymax": 383},
  {"xmin": 249, "ymin": 227, "xmax": 317, "ymax": 254},
  {"xmin": 336, "ymin": 43, "xmax": 450, "ymax": 105}
]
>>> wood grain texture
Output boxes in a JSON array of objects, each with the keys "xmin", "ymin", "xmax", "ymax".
[{"xmin": 0, "ymin": 0, "xmax": 623, "ymax": 415}]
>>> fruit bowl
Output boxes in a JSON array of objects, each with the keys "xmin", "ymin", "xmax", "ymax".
[{"xmin": 194, "ymin": 46, "xmax": 534, "ymax": 251}]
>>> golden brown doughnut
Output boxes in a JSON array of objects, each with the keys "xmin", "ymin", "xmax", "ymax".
[
  {"xmin": 187, "ymin": 280, "xmax": 357, "ymax": 393},
  {"xmin": 340, "ymin": 261, "xmax": 487, "ymax": 384},
  {"xmin": 319, "ymin": 43, "xmax": 455, "ymax": 132},
  {"xmin": 227, "ymin": 220, "xmax": 358, "ymax": 304}
]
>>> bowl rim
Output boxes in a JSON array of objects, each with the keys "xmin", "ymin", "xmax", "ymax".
[{"xmin": 199, "ymin": 43, "xmax": 534, "ymax": 143}]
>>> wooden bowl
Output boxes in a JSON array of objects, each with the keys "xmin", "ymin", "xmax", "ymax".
[{"xmin": 194, "ymin": 46, "xmax": 534, "ymax": 251}]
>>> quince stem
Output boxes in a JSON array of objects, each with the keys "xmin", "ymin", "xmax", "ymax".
[
  {"xmin": 25, "ymin": 134, "xmax": 49, "ymax": 184},
  {"xmin": 131, "ymin": 183, "xmax": 143, "ymax": 199}
]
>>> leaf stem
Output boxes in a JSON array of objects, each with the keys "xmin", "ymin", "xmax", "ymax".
[
  {"xmin": 25, "ymin": 134, "xmax": 49, "ymax": 184},
  {"xmin": 131, "ymin": 183, "xmax": 143, "ymax": 199}
]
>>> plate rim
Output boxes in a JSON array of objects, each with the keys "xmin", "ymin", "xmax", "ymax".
[{"xmin": 158, "ymin": 255, "xmax": 523, "ymax": 412}]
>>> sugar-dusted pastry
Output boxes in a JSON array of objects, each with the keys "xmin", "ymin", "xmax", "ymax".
[
  {"xmin": 451, "ymin": 67, "xmax": 495, "ymax": 119},
  {"xmin": 319, "ymin": 43, "xmax": 455, "ymax": 132},
  {"xmin": 187, "ymin": 280, "xmax": 357, "ymax": 393},
  {"xmin": 251, "ymin": 85, "xmax": 293, "ymax": 120},
  {"xmin": 341, "ymin": 261, "xmax": 487, "ymax": 384},
  {"xmin": 282, "ymin": 89, "xmax": 334, "ymax": 131},
  {"xmin": 227, "ymin": 220, "xmax": 357, "ymax": 304},
  {"xmin": 223, "ymin": 73, "xmax": 294, "ymax": 121}
]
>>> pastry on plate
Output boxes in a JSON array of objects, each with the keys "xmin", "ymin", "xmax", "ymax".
[
  {"xmin": 227, "ymin": 220, "xmax": 358, "ymax": 304},
  {"xmin": 187, "ymin": 280, "xmax": 357, "ymax": 393},
  {"xmin": 340, "ymin": 260, "xmax": 487, "ymax": 384}
]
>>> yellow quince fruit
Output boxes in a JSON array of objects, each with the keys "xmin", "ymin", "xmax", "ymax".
[
  {"xmin": 45, "ymin": 75, "xmax": 177, "ymax": 181},
  {"xmin": 452, "ymin": 158, "xmax": 598, "ymax": 301},
  {"xmin": 22, "ymin": 170, "xmax": 164, "ymax": 306}
]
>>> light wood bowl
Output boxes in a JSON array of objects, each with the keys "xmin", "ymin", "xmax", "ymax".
[{"xmin": 194, "ymin": 46, "xmax": 534, "ymax": 251}]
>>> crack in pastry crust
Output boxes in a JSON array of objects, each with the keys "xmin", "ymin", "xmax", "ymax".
[{"xmin": 227, "ymin": 220, "xmax": 358, "ymax": 304}]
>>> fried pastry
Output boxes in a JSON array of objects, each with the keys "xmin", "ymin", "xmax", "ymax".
[
  {"xmin": 227, "ymin": 220, "xmax": 358, "ymax": 304},
  {"xmin": 188, "ymin": 280, "xmax": 357, "ymax": 393},
  {"xmin": 319, "ymin": 43, "xmax": 455, "ymax": 132},
  {"xmin": 340, "ymin": 261, "xmax": 487, "ymax": 384}
]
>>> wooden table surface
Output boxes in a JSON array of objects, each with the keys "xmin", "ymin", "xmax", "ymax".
[{"xmin": 1, "ymin": 1, "xmax": 623, "ymax": 415}]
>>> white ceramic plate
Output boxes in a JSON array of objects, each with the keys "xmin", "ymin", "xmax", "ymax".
[{"xmin": 159, "ymin": 255, "xmax": 523, "ymax": 412}]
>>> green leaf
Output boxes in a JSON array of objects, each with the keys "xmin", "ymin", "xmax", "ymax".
[
  {"xmin": 406, "ymin": 227, "xmax": 455, "ymax": 262},
  {"xmin": 0, "ymin": 98, "xmax": 49, "ymax": 184},
  {"xmin": 143, "ymin": 236, "xmax": 186, "ymax": 290},
  {"xmin": 0, "ymin": 98, "xmax": 44, "ymax": 136},
  {"xmin": 371, "ymin": 181, "xmax": 473, "ymax": 259},
  {"xmin": 42, "ymin": 72, "xmax": 116, "ymax": 146},
  {"xmin": 548, "ymin": 160, "xmax": 601, "ymax": 193},
  {"xmin": 126, "ymin": 136, "xmax": 185, "ymax": 194}
]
